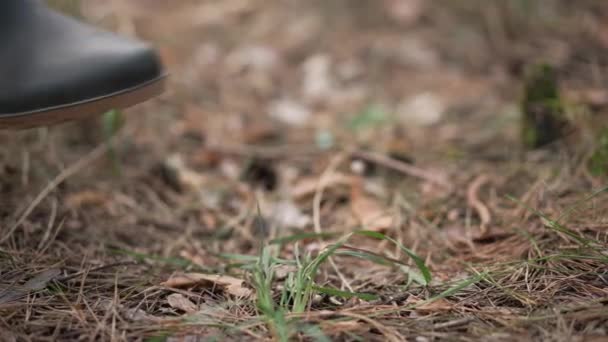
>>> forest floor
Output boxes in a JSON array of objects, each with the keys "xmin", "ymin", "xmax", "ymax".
[{"xmin": 2, "ymin": 1, "xmax": 608, "ymax": 341}]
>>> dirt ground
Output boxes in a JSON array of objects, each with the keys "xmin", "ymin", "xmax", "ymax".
[{"xmin": 2, "ymin": 1, "xmax": 608, "ymax": 341}]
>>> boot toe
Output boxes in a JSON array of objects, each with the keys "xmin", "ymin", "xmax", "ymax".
[
  {"xmin": 68, "ymin": 39, "xmax": 164, "ymax": 104},
  {"xmin": 0, "ymin": 1, "xmax": 165, "ymax": 117}
]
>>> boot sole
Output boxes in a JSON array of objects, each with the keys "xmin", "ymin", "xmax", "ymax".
[{"xmin": 0, "ymin": 75, "xmax": 167, "ymax": 130}]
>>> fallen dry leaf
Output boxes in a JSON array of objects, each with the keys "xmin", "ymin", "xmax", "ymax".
[
  {"xmin": 0, "ymin": 269, "xmax": 62, "ymax": 304},
  {"xmin": 351, "ymin": 195, "xmax": 394, "ymax": 231},
  {"xmin": 291, "ymin": 172, "xmax": 354, "ymax": 199},
  {"xmin": 274, "ymin": 264, "xmax": 297, "ymax": 280},
  {"xmin": 167, "ymin": 293, "xmax": 198, "ymax": 314},
  {"xmin": 162, "ymin": 154, "xmax": 207, "ymax": 192},
  {"xmin": 321, "ymin": 320, "xmax": 367, "ymax": 336},
  {"xmin": 564, "ymin": 88, "xmax": 608, "ymax": 107},
  {"xmin": 161, "ymin": 273, "xmax": 254, "ymax": 299},
  {"xmin": 406, "ymin": 296, "xmax": 454, "ymax": 313},
  {"xmin": 350, "ymin": 181, "xmax": 394, "ymax": 231},
  {"xmin": 64, "ymin": 190, "xmax": 109, "ymax": 209},
  {"xmin": 179, "ymin": 250, "xmax": 207, "ymax": 268}
]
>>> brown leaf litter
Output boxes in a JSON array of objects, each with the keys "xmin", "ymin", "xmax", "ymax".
[{"xmin": 162, "ymin": 273, "xmax": 255, "ymax": 300}]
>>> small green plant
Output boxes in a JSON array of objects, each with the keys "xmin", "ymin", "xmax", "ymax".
[
  {"xmin": 249, "ymin": 230, "xmax": 432, "ymax": 340},
  {"xmin": 348, "ymin": 104, "xmax": 391, "ymax": 132},
  {"xmin": 588, "ymin": 128, "xmax": 608, "ymax": 176},
  {"xmin": 252, "ymin": 246, "xmax": 291, "ymax": 341},
  {"xmin": 102, "ymin": 109, "xmax": 125, "ymax": 175},
  {"xmin": 507, "ymin": 191, "xmax": 606, "ymax": 249},
  {"xmin": 521, "ymin": 63, "xmax": 568, "ymax": 148},
  {"xmin": 47, "ymin": 0, "xmax": 82, "ymax": 17}
]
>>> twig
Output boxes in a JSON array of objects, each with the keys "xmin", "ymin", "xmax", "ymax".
[
  {"xmin": 207, "ymin": 142, "xmax": 323, "ymax": 159},
  {"xmin": 467, "ymin": 174, "xmax": 492, "ymax": 236},
  {"xmin": 313, "ymin": 154, "xmax": 345, "ymax": 235},
  {"xmin": 36, "ymin": 198, "xmax": 58, "ymax": 251},
  {"xmin": 433, "ymin": 317, "xmax": 475, "ymax": 330},
  {"xmin": 56, "ymin": 262, "xmax": 140, "ymax": 282},
  {"xmin": 350, "ymin": 149, "xmax": 451, "ymax": 189}
]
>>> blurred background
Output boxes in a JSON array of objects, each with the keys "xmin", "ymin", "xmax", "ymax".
[
  {"xmin": 2, "ymin": 0, "xmax": 606, "ymax": 266},
  {"xmin": 54, "ymin": 0, "xmax": 608, "ymax": 153},
  {"xmin": 42, "ymin": 0, "xmax": 608, "ymax": 162}
]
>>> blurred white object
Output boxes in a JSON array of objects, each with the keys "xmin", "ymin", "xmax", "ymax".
[
  {"xmin": 225, "ymin": 45, "xmax": 280, "ymax": 72},
  {"xmin": 272, "ymin": 200, "xmax": 311, "ymax": 229},
  {"xmin": 397, "ymin": 92, "xmax": 445, "ymax": 127},
  {"xmin": 269, "ymin": 99, "xmax": 311, "ymax": 126},
  {"xmin": 302, "ymin": 54, "xmax": 333, "ymax": 102}
]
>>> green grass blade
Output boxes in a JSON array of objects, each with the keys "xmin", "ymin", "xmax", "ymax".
[
  {"xmin": 414, "ymin": 272, "xmax": 486, "ymax": 309},
  {"xmin": 312, "ymin": 285, "xmax": 378, "ymax": 301},
  {"xmin": 556, "ymin": 185, "xmax": 608, "ymax": 223},
  {"xmin": 252, "ymin": 246, "xmax": 292, "ymax": 342},
  {"xmin": 354, "ymin": 230, "xmax": 432, "ymax": 285},
  {"xmin": 506, "ymin": 195, "xmax": 598, "ymax": 246},
  {"xmin": 102, "ymin": 109, "xmax": 124, "ymax": 176},
  {"xmin": 334, "ymin": 250, "xmax": 393, "ymax": 267},
  {"xmin": 269, "ymin": 232, "xmax": 340, "ymax": 245},
  {"xmin": 219, "ymin": 253, "xmax": 296, "ymax": 265},
  {"xmin": 300, "ymin": 324, "xmax": 332, "ymax": 342}
]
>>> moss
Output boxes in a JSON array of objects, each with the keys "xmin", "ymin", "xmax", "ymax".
[
  {"xmin": 588, "ymin": 128, "xmax": 608, "ymax": 176},
  {"xmin": 46, "ymin": 0, "xmax": 82, "ymax": 18},
  {"xmin": 521, "ymin": 63, "xmax": 568, "ymax": 149}
]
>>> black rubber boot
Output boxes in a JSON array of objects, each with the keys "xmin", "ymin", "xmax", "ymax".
[{"xmin": 0, "ymin": 0, "xmax": 166, "ymax": 129}]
